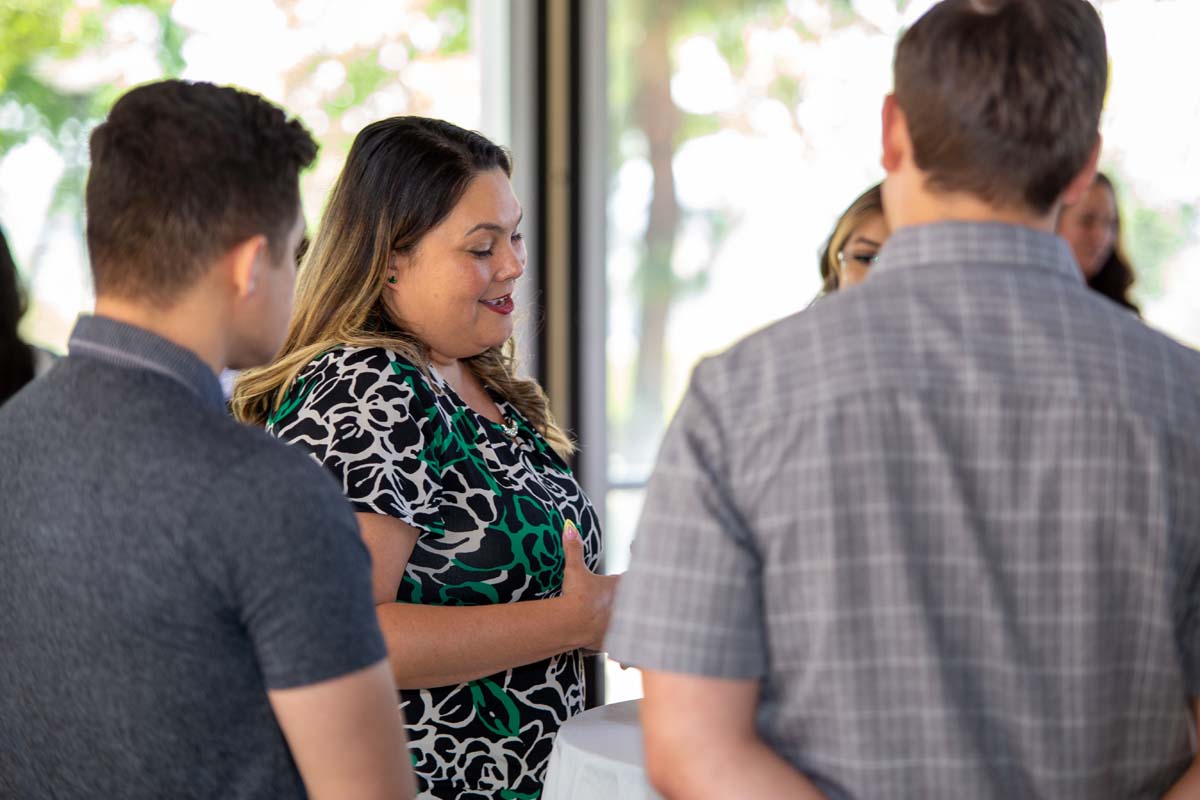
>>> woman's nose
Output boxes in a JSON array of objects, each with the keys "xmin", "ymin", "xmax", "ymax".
[{"xmin": 496, "ymin": 242, "xmax": 526, "ymax": 281}]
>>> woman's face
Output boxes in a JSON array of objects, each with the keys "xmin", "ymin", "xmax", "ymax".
[
  {"xmin": 1058, "ymin": 180, "xmax": 1117, "ymax": 279},
  {"xmin": 837, "ymin": 212, "xmax": 889, "ymax": 289},
  {"xmin": 385, "ymin": 167, "xmax": 526, "ymax": 363}
]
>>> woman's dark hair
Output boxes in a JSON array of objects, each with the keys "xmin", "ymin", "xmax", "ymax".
[
  {"xmin": 0, "ymin": 228, "xmax": 35, "ymax": 405},
  {"xmin": 1085, "ymin": 173, "xmax": 1139, "ymax": 314}
]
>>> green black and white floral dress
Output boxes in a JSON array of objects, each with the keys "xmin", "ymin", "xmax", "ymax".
[{"xmin": 268, "ymin": 346, "xmax": 602, "ymax": 800}]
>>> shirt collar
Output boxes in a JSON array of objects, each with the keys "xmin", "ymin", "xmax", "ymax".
[
  {"xmin": 873, "ymin": 221, "xmax": 1083, "ymax": 283},
  {"xmin": 68, "ymin": 315, "xmax": 226, "ymax": 412}
]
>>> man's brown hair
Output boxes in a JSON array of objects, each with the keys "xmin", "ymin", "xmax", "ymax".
[
  {"xmin": 894, "ymin": 0, "xmax": 1107, "ymax": 214},
  {"xmin": 86, "ymin": 80, "xmax": 317, "ymax": 305}
]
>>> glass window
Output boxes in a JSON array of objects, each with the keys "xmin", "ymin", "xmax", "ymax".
[
  {"xmin": 0, "ymin": 0, "xmax": 486, "ymax": 353},
  {"xmin": 602, "ymin": 0, "xmax": 1200, "ymax": 702}
]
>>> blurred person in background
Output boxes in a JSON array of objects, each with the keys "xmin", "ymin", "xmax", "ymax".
[
  {"xmin": 0, "ymin": 227, "xmax": 53, "ymax": 406},
  {"xmin": 815, "ymin": 183, "xmax": 889, "ymax": 296},
  {"xmin": 1057, "ymin": 171, "xmax": 1139, "ymax": 313}
]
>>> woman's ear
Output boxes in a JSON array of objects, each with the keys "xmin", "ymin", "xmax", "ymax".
[{"xmin": 386, "ymin": 248, "xmax": 409, "ymax": 286}]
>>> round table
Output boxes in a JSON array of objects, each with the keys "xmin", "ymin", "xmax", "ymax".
[{"xmin": 542, "ymin": 699, "xmax": 662, "ymax": 800}]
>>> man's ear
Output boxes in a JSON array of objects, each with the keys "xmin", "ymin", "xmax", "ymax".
[
  {"xmin": 1059, "ymin": 134, "xmax": 1103, "ymax": 208},
  {"xmin": 881, "ymin": 94, "xmax": 909, "ymax": 175},
  {"xmin": 227, "ymin": 235, "xmax": 269, "ymax": 301}
]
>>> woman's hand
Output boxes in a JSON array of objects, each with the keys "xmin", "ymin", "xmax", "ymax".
[
  {"xmin": 363, "ymin": 512, "xmax": 624, "ymax": 687},
  {"xmin": 560, "ymin": 521, "xmax": 621, "ymax": 652}
]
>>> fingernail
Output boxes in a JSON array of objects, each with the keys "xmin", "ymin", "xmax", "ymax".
[{"xmin": 564, "ymin": 520, "xmax": 579, "ymax": 539}]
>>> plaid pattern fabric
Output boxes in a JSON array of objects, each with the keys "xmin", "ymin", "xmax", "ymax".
[{"xmin": 606, "ymin": 222, "xmax": 1200, "ymax": 799}]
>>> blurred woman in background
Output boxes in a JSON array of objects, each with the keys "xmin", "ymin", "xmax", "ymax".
[
  {"xmin": 816, "ymin": 183, "xmax": 889, "ymax": 297},
  {"xmin": 0, "ymin": 228, "xmax": 52, "ymax": 406},
  {"xmin": 1057, "ymin": 171, "xmax": 1139, "ymax": 313}
]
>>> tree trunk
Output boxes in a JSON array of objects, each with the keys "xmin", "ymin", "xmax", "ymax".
[{"xmin": 627, "ymin": 1, "xmax": 681, "ymax": 466}]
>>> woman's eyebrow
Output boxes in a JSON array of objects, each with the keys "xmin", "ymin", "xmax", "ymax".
[{"xmin": 464, "ymin": 210, "xmax": 524, "ymax": 237}]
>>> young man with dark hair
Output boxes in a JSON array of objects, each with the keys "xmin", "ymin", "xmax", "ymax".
[
  {"xmin": 608, "ymin": 1, "xmax": 1200, "ymax": 797},
  {"xmin": 0, "ymin": 80, "xmax": 416, "ymax": 799}
]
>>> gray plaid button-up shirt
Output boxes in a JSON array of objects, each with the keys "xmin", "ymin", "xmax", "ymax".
[{"xmin": 607, "ymin": 221, "xmax": 1200, "ymax": 799}]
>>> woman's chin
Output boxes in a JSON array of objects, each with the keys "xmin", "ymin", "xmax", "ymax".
[
  {"xmin": 1082, "ymin": 259, "xmax": 1107, "ymax": 280},
  {"xmin": 461, "ymin": 336, "xmax": 511, "ymax": 358},
  {"xmin": 480, "ymin": 321, "xmax": 515, "ymax": 347}
]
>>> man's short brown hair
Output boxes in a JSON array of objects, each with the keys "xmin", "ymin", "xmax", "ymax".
[
  {"xmin": 86, "ymin": 80, "xmax": 317, "ymax": 305},
  {"xmin": 894, "ymin": 0, "xmax": 1107, "ymax": 214}
]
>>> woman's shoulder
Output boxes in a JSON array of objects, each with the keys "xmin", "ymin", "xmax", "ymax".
[
  {"xmin": 269, "ymin": 345, "xmax": 436, "ymax": 430},
  {"xmin": 298, "ymin": 345, "xmax": 429, "ymax": 387}
]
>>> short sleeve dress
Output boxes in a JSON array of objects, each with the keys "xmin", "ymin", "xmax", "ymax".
[{"xmin": 267, "ymin": 346, "xmax": 603, "ymax": 800}]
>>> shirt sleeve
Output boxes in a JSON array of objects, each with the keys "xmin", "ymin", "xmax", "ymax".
[
  {"xmin": 1171, "ymin": 434, "xmax": 1200, "ymax": 695},
  {"xmin": 604, "ymin": 357, "xmax": 768, "ymax": 679},
  {"xmin": 212, "ymin": 448, "xmax": 389, "ymax": 690},
  {"xmin": 269, "ymin": 348, "xmax": 444, "ymax": 535}
]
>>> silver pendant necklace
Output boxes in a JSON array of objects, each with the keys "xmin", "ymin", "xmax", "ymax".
[{"xmin": 500, "ymin": 414, "xmax": 519, "ymax": 439}]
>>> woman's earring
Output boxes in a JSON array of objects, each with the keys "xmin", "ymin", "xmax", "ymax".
[{"xmin": 387, "ymin": 276, "xmax": 397, "ymax": 285}]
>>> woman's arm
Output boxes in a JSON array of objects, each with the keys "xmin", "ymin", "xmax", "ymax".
[
  {"xmin": 360, "ymin": 512, "xmax": 618, "ymax": 689},
  {"xmin": 1163, "ymin": 698, "xmax": 1200, "ymax": 800}
]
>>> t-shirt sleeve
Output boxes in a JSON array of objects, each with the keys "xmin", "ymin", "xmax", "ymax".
[
  {"xmin": 604, "ymin": 357, "xmax": 768, "ymax": 679},
  {"xmin": 269, "ymin": 349, "xmax": 444, "ymax": 534},
  {"xmin": 215, "ymin": 450, "xmax": 388, "ymax": 690}
]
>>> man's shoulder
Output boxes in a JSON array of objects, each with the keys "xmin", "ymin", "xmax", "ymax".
[
  {"xmin": 164, "ymin": 417, "xmax": 358, "ymax": 562},
  {"xmin": 1168, "ymin": 334, "xmax": 1200, "ymax": 383},
  {"xmin": 3, "ymin": 356, "xmax": 341, "ymax": 505},
  {"xmin": 1127, "ymin": 317, "xmax": 1200, "ymax": 421},
  {"xmin": 1118, "ymin": 307, "xmax": 1200, "ymax": 374},
  {"xmin": 216, "ymin": 415, "xmax": 348, "ymax": 506},
  {"xmin": 698, "ymin": 291, "xmax": 881, "ymax": 392}
]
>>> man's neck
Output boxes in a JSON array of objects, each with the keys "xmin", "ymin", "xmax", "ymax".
[
  {"xmin": 93, "ymin": 294, "xmax": 227, "ymax": 375},
  {"xmin": 888, "ymin": 184, "xmax": 1058, "ymax": 234}
]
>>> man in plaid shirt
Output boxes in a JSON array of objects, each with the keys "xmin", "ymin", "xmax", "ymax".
[{"xmin": 607, "ymin": 1, "xmax": 1200, "ymax": 798}]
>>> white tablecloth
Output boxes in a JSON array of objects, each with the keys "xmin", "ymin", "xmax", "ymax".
[{"xmin": 542, "ymin": 699, "xmax": 663, "ymax": 800}]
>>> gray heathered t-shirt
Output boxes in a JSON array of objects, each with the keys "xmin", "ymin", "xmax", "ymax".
[{"xmin": 0, "ymin": 316, "xmax": 388, "ymax": 799}]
